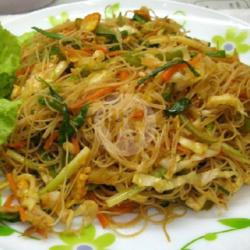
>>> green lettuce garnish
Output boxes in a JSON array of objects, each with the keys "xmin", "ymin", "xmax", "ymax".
[
  {"xmin": 0, "ymin": 25, "xmax": 21, "ymax": 75},
  {"xmin": 0, "ymin": 25, "xmax": 22, "ymax": 145},
  {"xmin": 0, "ymin": 99, "xmax": 21, "ymax": 145},
  {"xmin": 18, "ymin": 31, "xmax": 35, "ymax": 45},
  {"xmin": 0, "ymin": 73, "xmax": 15, "ymax": 98}
]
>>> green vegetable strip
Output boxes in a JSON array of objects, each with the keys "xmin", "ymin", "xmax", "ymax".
[
  {"xmin": 132, "ymin": 13, "xmax": 147, "ymax": 24},
  {"xmin": 106, "ymin": 186, "xmax": 145, "ymax": 208},
  {"xmin": 242, "ymin": 117, "xmax": 250, "ymax": 133},
  {"xmin": 222, "ymin": 143, "xmax": 250, "ymax": 165},
  {"xmin": 164, "ymin": 97, "xmax": 191, "ymax": 117},
  {"xmin": 206, "ymin": 50, "xmax": 226, "ymax": 58},
  {"xmin": 6, "ymin": 149, "xmax": 43, "ymax": 169},
  {"xmin": 0, "ymin": 211, "xmax": 20, "ymax": 222},
  {"xmin": 179, "ymin": 114, "xmax": 218, "ymax": 144},
  {"xmin": 32, "ymin": 27, "xmax": 64, "ymax": 40},
  {"xmin": 95, "ymin": 24, "xmax": 117, "ymax": 42},
  {"xmin": 138, "ymin": 58, "xmax": 200, "ymax": 84},
  {"xmin": 38, "ymin": 78, "xmax": 75, "ymax": 143},
  {"xmin": 72, "ymin": 104, "xmax": 89, "ymax": 128},
  {"xmin": 39, "ymin": 147, "xmax": 90, "ymax": 195}
]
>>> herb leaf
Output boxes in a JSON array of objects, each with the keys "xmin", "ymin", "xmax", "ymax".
[
  {"xmin": 206, "ymin": 50, "xmax": 226, "ymax": 58},
  {"xmin": 164, "ymin": 97, "xmax": 191, "ymax": 117},
  {"xmin": 72, "ymin": 104, "xmax": 89, "ymax": 128},
  {"xmin": 0, "ymin": 225, "xmax": 16, "ymax": 236},
  {"xmin": 32, "ymin": 27, "xmax": 64, "ymax": 40},
  {"xmin": 0, "ymin": 212, "xmax": 20, "ymax": 223},
  {"xmin": 132, "ymin": 13, "xmax": 147, "ymax": 24}
]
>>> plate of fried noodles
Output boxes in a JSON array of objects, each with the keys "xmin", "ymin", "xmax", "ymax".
[{"xmin": 0, "ymin": 0, "xmax": 250, "ymax": 249}]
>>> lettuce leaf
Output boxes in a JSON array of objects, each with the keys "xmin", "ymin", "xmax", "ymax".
[
  {"xmin": 0, "ymin": 73, "xmax": 15, "ymax": 98},
  {"xmin": 18, "ymin": 31, "xmax": 35, "ymax": 45},
  {"xmin": 0, "ymin": 25, "xmax": 21, "ymax": 75},
  {"xmin": 0, "ymin": 26, "xmax": 22, "ymax": 145},
  {"xmin": 0, "ymin": 99, "xmax": 21, "ymax": 145}
]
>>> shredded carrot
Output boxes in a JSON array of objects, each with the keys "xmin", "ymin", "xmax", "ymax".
[
  {"xmin": 161, "ymin": 64, "xmax": 186, "ymax": 82},
  {"xmin": 16, "ymin": 65, "xmax": 33, "ymax": 77},
  {"xmin": 97, "ymin": 213, "xmax": 109, "ymax": 228},
  {"xmin": 8, "ymin": 141, "xmax": 26, "ymax": 149},
  {"xmin": 3, "ymin": 194, "xmax": 16, "ymax": 209},
  {"xmin": 109, "ymin": 202, "xmax": 136, "ymax": 213},
  {"xmin": 70, "ymin": 86, "xmax": 118, "ymax": 110},
  {"xmin": 117, "ymin": 70, "xmax": 129, "ymax": 81},
  {"xmin": 62, "ymin": 47, "xmax": 92, "ymax": 60},
  {"xmin": 95, "ymin": 46, "xmax": 108, "ymax": 54},
  {"xmin": 177, "ymin": 144, "xmax": 191, "ymax": 155},
  {"xmin": 24, "ymin": 226, "xmax": 48, "ymax": 238},
  {"xmin": 161, "ymin": 54, "xmax": 203, "ymax": 82},
  {"xmin": 107, "ymin": 50, "xmax": 124, "ymax": 57},
  {"xmin": 189, "ymin": 53, "xmax": 203, "ymax": 66},
  {"xmin": 82, "ymin": 48, "xmax": 94, "ymax": 55},
  {"xmin": 131, "ymin": 109, "xmax": 144, "ymax": 120},
  {"xmin": 6, "ymin": 173, "xmax": 17, "ymax": 194},
  {"xmin": 71, "ymin": 137, "xmax": 80, "ymax": 155},
  {"xmin": 19, "ymin": 207, "xmax": 28, "ymax": 222},
  {"xmin": 43, "ymin": 131, "xmax": 59, "ymax": 151}
]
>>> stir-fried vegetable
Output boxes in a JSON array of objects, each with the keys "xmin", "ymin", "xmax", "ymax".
[
  {"xmin": 206, "ymin": 50, "xmax": 226, "ymax": 58},
  {"xmin": 32, "ymin": 27, "xmax": 65, "ymax": 40},
  {"xmin": 179, "ymin": 115, "xmax": 218, "ymax": 144},
  {"xmin": 1, "ymin": 6, "xmax": 249, "ymax": 236},
  {"xmin": 106, "ymin": 186, "xmax": 145, "ymax": 208},
  {"xmin": 138, "ymin": 58, "xmax": 200, "ymax": 84},
  {"xmin": 40, "ymin": 147, "xmax": 90, "ymax": 195},
  {"xmin": 222, "ymin": 143, "xmax": 250, "ymax": 165},
  {"xmin": 164, "ymin": 97, "xmax": 191, "ymax": 116},
  {"xmin": 0, "ymin": 211, "xmax": 20, "ymax": 222}
]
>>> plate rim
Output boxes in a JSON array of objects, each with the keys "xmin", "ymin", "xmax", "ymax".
[{"xmin": 2, "ymin": 0, "xmax": 250, "ymax": 28}]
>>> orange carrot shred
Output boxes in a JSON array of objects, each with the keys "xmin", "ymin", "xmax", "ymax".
[
  {"xmin": 161, "ymin": 64, "xmax": 186, "ymax": 82},
  {"xmin": 131, "ymin": 109, "xmax": 144, "ymax": 120},
  {"xmin": 3, "ymin": 194, "xmax": 16, "ymax": 209},
  {"xmin": 117, "ymin": 70, "xmax": 129, "ymax": 81},
  {"xmin": 8, "ymin": 141, "xmax": 26, "ymax": 149},
  {"xmin": 43, "ymin": 131, "xmax": 59, "ymax": 151},
  {"xmin": 6, "ymin": 173, "xmax": 17, "ymax": 194},
  {"xmin": 69, "ymin": 86, "xmax": 118, "ymax": 110},
  {"xmin": 95, "ymin": 46, "xmax": 108, "ymax": 54},
  {"xmin": 19, "ymin": 207, "xmax": 28, "ymax": 222},
  {"xmin": 189, "ymin": 53, "xmax": 203, "ymax": 66},
  {"xmin": 97, "ymin": 213, "xmax": 109, "ymax": 228},
  {"xmin": 109, "ymin": 202, "xmax": 136, "ymax": 213},
  {"xmin": 107, "ymin": 50, "xmax": 123, "ymax": 57},
  {"xmin": 161, "ymin": 54, "xmax": 203, "ymax": 83},
  {"xmin": 177, "ymin": 144, "xmax": 191, "ymax": 155}
]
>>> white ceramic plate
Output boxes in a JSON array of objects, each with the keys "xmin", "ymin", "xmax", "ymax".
[{"xmin": 2, "ymin": 1, "xmax": 250, "ymax": 250}]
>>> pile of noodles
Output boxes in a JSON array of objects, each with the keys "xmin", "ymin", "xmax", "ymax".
[{"xmin": 0, "ymin": 7, "xmax": 250, "ymax": 237}]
